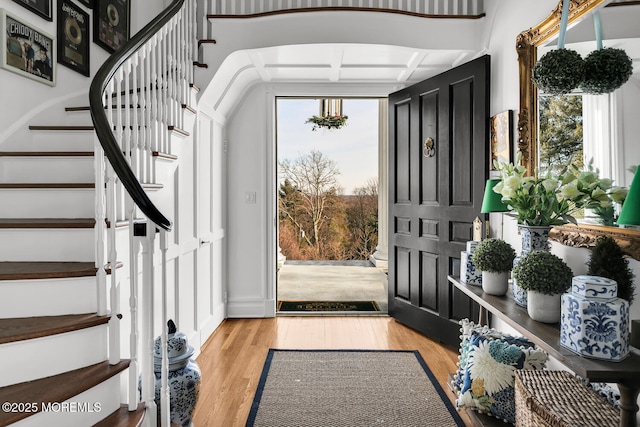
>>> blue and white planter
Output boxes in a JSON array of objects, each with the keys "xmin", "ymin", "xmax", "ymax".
[
  {"xmin": 513, "ymin": 225, "xmax": 551, "ymax": 306},
  {"xmin": 460, "ymin": 250, "xmax": 482, "ymax": 286},
  {"xmin": 561, "ymin": 275, "xmax": 630, "ymax": 362},
  {"xmin": 147, "ymin": 320, "xmax": 202, "ymax": 427}
]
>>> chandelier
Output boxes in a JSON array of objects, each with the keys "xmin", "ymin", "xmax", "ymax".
[{"xmin": 305, "ymin": 98, "xmax": 348, "ymax": 131}]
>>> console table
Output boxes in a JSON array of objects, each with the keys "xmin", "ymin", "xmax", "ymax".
[{"xmin": 448, "ymin": 275, "xmax": 640, "ymax": 427}]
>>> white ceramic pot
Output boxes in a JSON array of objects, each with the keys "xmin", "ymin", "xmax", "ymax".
[
  {"xmin": 527, "ymin": 290, "xmax": 561, "ymax": 323},
  {"xmin": 481, "ymin": 271, "xmax": 509, "ymax": 296}
]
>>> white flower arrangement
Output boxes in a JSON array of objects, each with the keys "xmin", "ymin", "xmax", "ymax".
[{"xmin": 493, "ymin": 152, "xmax": 586, "ymax": 226}]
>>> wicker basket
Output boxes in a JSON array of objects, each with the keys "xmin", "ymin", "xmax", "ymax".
[{"xmin": 514, "ymin": 370, "xmax": 620, "ymax": 427}]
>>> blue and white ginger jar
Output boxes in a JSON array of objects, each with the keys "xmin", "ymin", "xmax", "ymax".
[
  {"xmin": 153, "ymin": 320, "xmax": 201, "ymax": 426},
  {"xmin": 561, "ymin": 275, "xmax": 629, "ymax": 361}
]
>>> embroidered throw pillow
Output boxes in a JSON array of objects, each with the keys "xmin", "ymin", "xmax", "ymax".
[
  {"xmin": 456, "ymin": 332, "xmax": 548, "ymax": 424},
  {"xmin": 452, "ymin": 319, "xmax": 534, "ymax": 393}
]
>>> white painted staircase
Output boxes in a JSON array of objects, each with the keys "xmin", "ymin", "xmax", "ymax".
[{"xmin": 0, "ymin": 117, "xmax": 139, "ymax": 426}]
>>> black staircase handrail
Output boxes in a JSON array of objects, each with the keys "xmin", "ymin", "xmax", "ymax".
[{"xmin": 89, "ymin": 1, "xmax": 185, "ymax": 232}]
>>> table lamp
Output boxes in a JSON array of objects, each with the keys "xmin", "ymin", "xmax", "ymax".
[
  {"xmin": 480, "ymin": 178, "xmax": 511, "ymax": 238},
  {"xmin": 481, "ymin": 179, "xmax": 510, "ymax": 214},
  {"xmin": 617, "ymin": 169, "xmax": 640, "ymax": 226}
]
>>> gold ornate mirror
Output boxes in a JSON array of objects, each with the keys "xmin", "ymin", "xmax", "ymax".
[{"xmin": 516, "ymin": 0, "xmax": 640, "ymax": 261}]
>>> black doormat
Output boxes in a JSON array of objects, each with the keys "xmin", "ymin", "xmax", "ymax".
[{"xmin": 277, "ymin": 300, "xmax": 380, "ymax": 312}]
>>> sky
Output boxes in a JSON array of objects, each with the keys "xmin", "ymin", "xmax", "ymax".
[{"xmin": 276, "ymin": 98, "xmax": 379, "ymax": 195}]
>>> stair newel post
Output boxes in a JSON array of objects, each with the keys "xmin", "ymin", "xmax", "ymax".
[
  {"xmin": 128, "ymin": 216, "xmax": 140, "ymax": 411},
  {"xmin": 159, "ymin": 229, "xmax": 171, "ymax": 427},
  {"xmin": 141, "ymin": 219, "xmax": 157, "ymax": 427},
  {"xmin": 190, "ymin": 0, "xmax": 197, "ymax": 86}
]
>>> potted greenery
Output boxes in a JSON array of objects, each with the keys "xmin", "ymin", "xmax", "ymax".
[
  {"xmin": 472, "ymin": 238, "xmax": 516, "ymax": 296},
  {"xmin": 532, "ymin": 48, "xmax": 585, "ymax": 95},
  {"xmin": 588, "ymin": 236, "xmax": 635, "ymax": 304},
  {"xmin": 581, "ymin": 47, "xmax": 633, "ymax": 94},
  {"xmin": 513, "ymin": 250, "xmax": 573, "ymax": 323}
]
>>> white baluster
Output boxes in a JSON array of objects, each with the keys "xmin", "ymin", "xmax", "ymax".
[
  {"xmin": 159, "ymin": 230, "xmax": 170, "ymax": 427},
  {"xmin": 95, "ymin": 136, "xmax": 107, "ymax": 317},
  {"xmin": 131, "ymin": 55, "xmax": 140, "ymax": 183},
  {"xmin": 107, "ymin": 161, "xmax": 120, "ymax": 365}
]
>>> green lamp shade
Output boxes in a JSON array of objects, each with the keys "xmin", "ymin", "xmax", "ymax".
[
  {"xmin": 618, "ymin": 170, "xmax": 640, "ymax": 225},
  {"xmin": 481, "ymin": 179, "xmax": 510, "ymax": 213}
]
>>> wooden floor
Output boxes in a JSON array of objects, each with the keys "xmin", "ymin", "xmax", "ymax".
[{"xmin": 192, "ymin": 316, "xmax": 473, "ymax": 427}]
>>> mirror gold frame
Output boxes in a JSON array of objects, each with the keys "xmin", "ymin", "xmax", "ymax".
[{"xmin": 516, "ymin": 0, "xmax": 640, "ymax": 261}]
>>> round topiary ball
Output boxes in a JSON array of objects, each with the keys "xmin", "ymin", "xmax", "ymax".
[
  {"xmin": 512, "ymin": 250, "xmax": 573, "ymax": 295},
  {"xmin": 580, "ymin": 47, "xmax": 633, "ymax": 94},
  {"xmin": 532, "ymin": 48, "xmax": 585, "ymax": 95}
]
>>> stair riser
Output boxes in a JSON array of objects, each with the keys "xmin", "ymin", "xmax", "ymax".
[
  {"xmin": 27, "ymin": 129, "xmax": 95, "ymax": 150},
  {"xmin": 11, "ymin": 374, "xmax": 122, "ymax": 427},
  {"xmin": 0, "ymin": 325, "xmax": 108, "ymax": 387},
  {"xmin": 0, "ymin": 157, "xmax": 94, "ymax": 183},
  {"xmin": 0, "ymin": 229, "xmax": 94, "ymax": 262},
  {"xmin": 0, "ymin": 189, "xmax": 94, "ymax": 218},
  {"xmin": 0, "ymin": 277, "xmax": 97, "ymax": 318}
]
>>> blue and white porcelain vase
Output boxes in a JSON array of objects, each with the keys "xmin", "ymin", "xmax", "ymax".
[
  {"xmin": 560, "ymin": 275, "xmax": 630, "ymax": 361},
  {"xmin": 512, "ymin": 225, "xmax": 551, "ymax": 306},
  {"xmin": 153, "ymin": 320, "xmax": 202, "ymax": 426}
]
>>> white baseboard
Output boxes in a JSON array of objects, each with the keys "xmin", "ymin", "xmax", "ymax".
[{"xmin": 227, "ymin": 299, "xmax": 275, "ymax": 318}]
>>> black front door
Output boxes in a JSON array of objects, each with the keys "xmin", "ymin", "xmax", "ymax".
[{"xmin": 388, "ymin": 55, "xmax": 490, "ymax": 348}]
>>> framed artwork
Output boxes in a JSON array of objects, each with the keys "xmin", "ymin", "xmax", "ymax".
[
  {"xmin": 77, "ymin": 0, "xmax": 93, "ymax": 8},
  {"xmin": 93, "ymin": 0, "xmax": 129, "ymax": 53},
  {"xmin": 57, "ymin": 0, "xmax": 89, "ymax": 76},
  {"xmin": 11, "ymin": 0, "xmax": 52, "ymax": 21},
  {"xmin": 0, "ymin": 9, "xmax": 56, "ymax": 86},
  {"xmin": 490, "ymin": 110, "xmax": 513, "ymax": 170}
]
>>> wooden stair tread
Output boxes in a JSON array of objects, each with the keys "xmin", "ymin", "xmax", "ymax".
[
  {"xmin": 93, "ymin": 403, "xmax": 145, "ymax": 427},
  {"xmin": 29, "ymin": 124, "xmax": 189, "ymax": 136},
  {"xmin": 0, "ymin": 313, "xmax": 111, "ymax": 344},
  {"xmin": 0, "ymin": 183, "xmax": 94, "ymax": 189},
  {"xmin": 153, "ymin": 152, "xmax": 178, "ymax": 161},
  {"xmin": 0, "ymin": 360, "xmax": 130, "ymax": 426},
  {"xmin": 0, "ymin": 218, "xmax": 95, "ymax": 228},
  {"xmin": 0, "ymin": 261, "xmax": 97, "ymax": 280},
  {"xmin": 29, "ymin": 125, "xmax": 94, "ymax": 131},
  {"xmin": 0, "ymin": 151, "xmax": 93, "ymax": 157}
]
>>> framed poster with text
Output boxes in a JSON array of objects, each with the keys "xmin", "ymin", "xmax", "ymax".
[
  {"xmin": 11, "ymin": 0, "xmax": 52, "ymax": 21},
  {"xmin": 77, "ymin": 0, "xmax": 93, "ymax": 8},
  {"xmin": 58, "ymin": 0, "xmax": 90, "ymax": 76},
  {"xmin": 0, "ymin": 9, "xmax": 56, "ymax": 86},
  {"xmin": 93, "ymin": 0, "xmax": 129, "ymax": 53}
]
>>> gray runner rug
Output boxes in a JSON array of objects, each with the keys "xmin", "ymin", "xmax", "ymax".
[{"xmin": 245, "ymin": 349, "xmax": 465, "ymax": 427}]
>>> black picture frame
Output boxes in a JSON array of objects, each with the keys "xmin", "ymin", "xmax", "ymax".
[
  {"xmin": 76, "ymin": 0, "xmax": 93, "ymax": 8},
  {"xmin": 1, "ymin": 9, "xmax": 56, "ymax": 86},
  {"xmin": 11, "ymin": 0, "xmax": 52, "ymax": 21},
  {"xmin": 57, "ymin": 0, "xmax": 89, "ymax": 76},
  {"xmin": 93, "ymin": 0, "xmax": 129, "ymax": 53}
]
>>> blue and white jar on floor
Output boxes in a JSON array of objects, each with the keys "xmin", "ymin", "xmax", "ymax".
[
  {"xmin": 561, "ymin": 275, "xmax": 630, "ymax": 361},
  {"xmin": 153, "ymin": 320, "xmax": 202, "ymax": 426}
]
